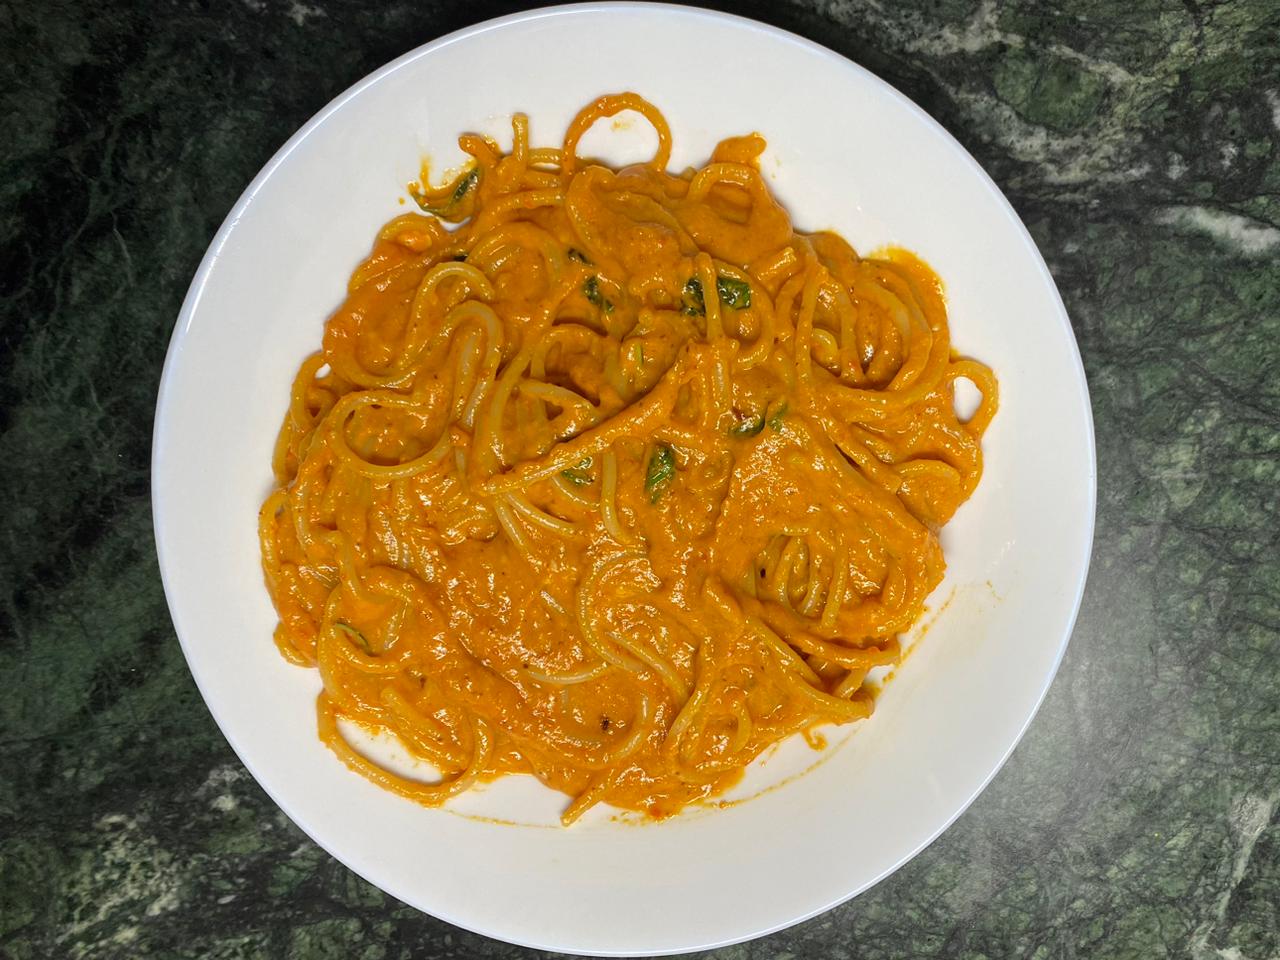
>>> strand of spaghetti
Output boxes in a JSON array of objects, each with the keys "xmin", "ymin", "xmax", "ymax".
[
  {"xmin": 528, "ymin": 147, "xmax": 562, "ymax": 169},
  {"xmin": 815, "ymin": 412, "xmax": 904, "ymax": 493},
  {"xmin": 466, "ymin": 221, "xmax": 568, "ymax": 284},
  {"xmin": 783, "ymin": 416, "xmax": 924, "ymax": 539},
  {"xmin": 317, "ymin": 693, "xmax": 492, "ymax": 803},
  {"xmin": 600, "ymin": 448, "xmax": 636, "ymax": 546},
  {"xmin": 607, "ymin": 628, "xmax": 688, "ymax": 701},
  {"xmin": 730, "ymin": 693, "xmax": 753, "ymax": 754},
  {"xmin": 258, "ymin": 489, "xmax": 287, "ymax": 573},
  {"xmin": 468, "ymin": 188, "xmax": 565, "ymax": 236},
  {"xmin": 751, "ymin": 244, "xmax": 803, "ymax": 289},
  {"xmin": 746, "ymin": 618, "xmax": 823, "ymax": 685},
  {"xmin": 768, "ymin": 536, "xmax": 805, "ymax": 606},
  {"xmin": 947, "ymin": 358, "xmax": 999, "ymax": 437},
  {"xmin": 799, "ymin": 553, "xmax": 830, "ymax": 619},
  {"xmin": 286, "ymin": 454, "xmax": 329, "ymax": 560},
  {"xmin": 448, "ymin": 328, "xmax": 482, "ymax": 423},
  {"xmin": 561, "ymin": 770, "xmax": 616, "ymax": 826},
  {"xmin": 746, "ymin": 590, "xmax": 898, "ymax": 670},
  {"xmin": 552, "ymin": 471, "xmax": 598, "ymax": 507},
  {"xmin": 405, "ymin": 261, "xmax": 495, "ymax": 360},
  {"xmin": 524, "ymin": 662, "xmax": 609, "ymax": 685},
  {"xmin": 511, "ymin": 112, "xmax": 529, "ymax": 165},
  {"xmin": 492, "ymin": 498, "xmax": 541, "ymax": 570},
  {"xmin": 834, "ymin": 668, "xmax": 871, "ymax": 700},
  {"xmin": 686, "ymin": 162, "xmax": 756, "ymax": 201},
  {"xmin": 576, "ymin": 552, "xmax": 649, "ymax": 675},
  {"xmin": 434, "ymin": 298, "xmax": 503, "ymax": 368},
  {"xmin": 820, "ymin": 540, "xmax": 849, "ymax": 631},
  {"xmin": 476, "ymin": 347, "xmax": 533, "ymax": 475},
  {"xmin": 380, "ymin": 687, "xmax": 470, "ymax": 772},
  {"xmin": 794, "ymin": 256, "xmax": 822, "ymax": 384},
  {"xmin": 505, "ymin": 492, "xmax": 580, "ymax": 538},
  {"xmin": 272, "ymin": 619, "xmax": 313, "ymax": 667},
  {"xmin": 784, "ymin": 675, "xmax": 873, "ymax": 722},
  {"xmin": 518, "ymin": 380, "xmax": 596, "ymax": 411},
  {"xmin": 603, "ymin": 191, "xmax": 700, "ymax": 254},
  {"xmin": 326, "ymin": 393, "xmax": 454, "ymax": 481},
  {"xmin": 832, "ymin": 284, "xmax": 865, "ymax": 385},
  {"xmin": 561, "ymin": 92, "xmax": 673, "ymax": 176},
  {"xmin": 663, "ymin": 638, "xmax": 715, "ymax": 753},
  {"xmin": 810, "ymin": 328, "xmax": 840, "ymax": 370},
  {"xmin": 477, "ymin": 345, "xmax": 693, "ymax": 494},
  {"xmin": 287, "ymin": 353, "xmax": 331, "ymax": 434},
  {"xmin": 719, "ymin": 264, "xmax": 775, "ymax": 369}
]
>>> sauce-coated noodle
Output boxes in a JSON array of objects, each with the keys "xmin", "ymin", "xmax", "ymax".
[{"xmin": 259, "ymin": 94, "xmax": 998, "ymax": 823}]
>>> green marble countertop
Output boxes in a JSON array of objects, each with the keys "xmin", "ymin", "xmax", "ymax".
[{"xmin": 3, "ymin": 1, "xmax": 1278, "ymax": 957}]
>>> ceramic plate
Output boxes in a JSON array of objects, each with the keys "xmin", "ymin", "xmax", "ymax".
[{"xmin": 153, "ymin": 4, "xmax": 1095, "ymax": 954}]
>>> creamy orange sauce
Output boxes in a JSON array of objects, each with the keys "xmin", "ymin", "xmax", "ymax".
[{"xmin": 258, "ymin": 94, "xmax": 998, "ymax": 824}]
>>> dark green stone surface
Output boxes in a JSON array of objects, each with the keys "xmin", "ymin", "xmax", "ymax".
[{"xmin": 2, "ymin": 0, "xmax": 1278, "ymax": 957}]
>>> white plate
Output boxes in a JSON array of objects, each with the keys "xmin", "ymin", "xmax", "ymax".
[{"xmin": 152, "ymin": 4, "xmax": 1095, "ymax": 955}]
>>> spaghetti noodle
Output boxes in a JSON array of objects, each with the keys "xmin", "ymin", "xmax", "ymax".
[{"xmin": 259, "ymin": 94, "xmax": 998, "ymax": 823}]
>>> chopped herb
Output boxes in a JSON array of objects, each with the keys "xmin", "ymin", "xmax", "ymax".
[
  {"xmin": 645, "ymin": 443, "xmax": 676, "ymax": 503},
  {"xmin": 681, "ymin": 277, "xmax": 705, "ymax": 316},
  {"xmin": 631, "ymin": 342, "xmax": 645, "ymax": 366},
  {"xmin": 767, "ymin": 401, "xmax": 789, "ymax": 432},
  {"xmin": 334, "ymin": 622, "xmax": 372, "ymax": 655},
  {"xmin": 729, "ymin": 411, "xmax": 766, "ymax": 438},
  {"xmin": 567, "ymin": 247, "xmax": 591, "ymax": 264},
  {"xmin": 682, "ymin": 275, "xmax": 752, "ymax": 314},
  {"xmin": 450, "ymin": 168, "xmax": 479, "ymax": 203},
  {"xmin": 560, "ymin": 457, "xmax": 594, "ymax": 486},
  {"xmin": 583, "ymin": 276, "xmax": 614, "ymax": 313},
  {"xmin": 413, "ymin": 167, "xmax": 479, "ymax": 215},
  {"xmin": 716, "ymin": 275, "xmax": 752, "ymax": 309}
]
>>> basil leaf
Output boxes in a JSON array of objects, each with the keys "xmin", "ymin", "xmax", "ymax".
[
  {"xmin": 450, "ymin": 168, "xmax": 479, "ymax": 203},
  {"xmin": 583, "ymin": 276, "xmax": 614, "ymax": 313},
  {"xmin": 683, "ymin": 275, "xmax": 751, "ymax": 314},
  {"xmin": 560, "ymin": 457, "xmax": 594, "ymax": 486},
  {"xmin": 682, "ymin": 277, "xmax": 705, "ymax": 316},
  {"xmin": 767, "ymin": 401, "xmax": 789, "ymax": 432},
  {"xmin": 645, "ymin": 443, "xmax": 676, "ymax": 503},
  {"xmin": 413, "ymin": 167, "xmax": 480, "ymax": 216},
  {"xmin": 716, "ymin": 276, "xmax": 752, "ymax": 309},
  {"xmin": 729, "ymin": 412, "xmax": 765, "ymax": 438}
]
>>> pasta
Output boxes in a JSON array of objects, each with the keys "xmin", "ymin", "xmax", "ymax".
[{"xmin": 258, "ymin": 93, "xmax": 998, "ymax": 824}]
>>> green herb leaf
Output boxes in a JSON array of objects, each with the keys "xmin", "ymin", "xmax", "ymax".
[
  {"xmin": 560, "ymin": 457, "xmax": 594, "ymax": 486},
  {"xmin": 729, "ymin": 411, "xmax": 765, "ymax": 438},
  {"xmin": 583, "ymin": 276, "xmax": 614, "ymax": 313},
  {"xmin": 716, "ymin": 275, "xmax": 752, "ymax": 309},
  {"xmin": 413, "ymin": 167, "xmax": 480, "ymax": 215},
  {"xmin": 567, "ymin": 247, "xmax": 591, "ymax": 264},
  {"xmin": 683, "ymin": 275, "xmax": 752, "ymax": 314},
  {"xmin": 334, "ymin": 622, "xmax": 373, "ymax": 655},
  {"xmin": 451, "ymin": 168, "xmax": 479, "ymax": 203},
  {"xmin": 682, "ymin": 277, "xmax": 705, "ymax": 316},
  {"xmin": 645, "ymin": 443, "xmax": 676, "ymax": 503},
  {"xmin": 766, "ymin": 401, "xmax": 789, "ymax": 432}
]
